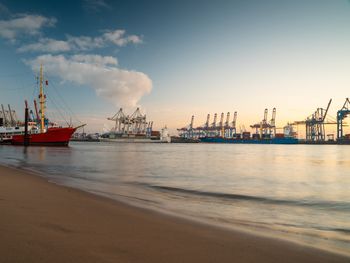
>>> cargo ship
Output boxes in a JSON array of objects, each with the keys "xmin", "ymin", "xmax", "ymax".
[
  {"xmin": 5, "ymin": 65, "xmax": 80, "ymax": 146},
  {"xmin": 199, "ymin": 123, "xmax": 298, "ymax": 144},
  {"xmin": 200, "ymin": 134, "xmax": 298, "ymax": 144},
  {"xmin": 200, "ymin": 123, "xmax": 298, "ymax": 144}
]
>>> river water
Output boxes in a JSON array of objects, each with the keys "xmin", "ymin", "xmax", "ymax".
[{"xmin": 0, "ymin": 142, "xmax": 349, "ymax": 256}]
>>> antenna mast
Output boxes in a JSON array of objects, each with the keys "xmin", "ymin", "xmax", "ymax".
[{"xmin": 39, "ymin": 64, "xmax": 46, "ymax": 132}]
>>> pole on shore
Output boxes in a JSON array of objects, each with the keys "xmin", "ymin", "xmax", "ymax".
[{"xmin": 24, "ymin": 100, "xmax": 29, "ymax": 147}]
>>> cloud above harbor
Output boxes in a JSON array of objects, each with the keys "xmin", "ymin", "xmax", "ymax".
[
  {"xmin": 25, "ymin": 54, "xmax": 152, "ymax": 108},
  {"xmin": 0, "ymin": 4, "xmax": 142, "ymax": 50},
  {"xmin": 0, "ymin": 3, "xmax": 151, "ymax": 108},
  {"xmin": 17, "ymin": 29, "xmax": 143, "ymax": 53},
  {"xmin": 83, "ymin": 0, "xmax": 110, "ymax": 13},
  {"xmin": 0, "ymin": 14, "xmax": 56, "ymax": 42}
]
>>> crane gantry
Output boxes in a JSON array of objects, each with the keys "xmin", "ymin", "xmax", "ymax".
[
  {"xmin": 293, "ymin": 99, "xmax": 335, "ymax": 142},
  {"xmin": 108, "ymin": 108, "xmax": 151, "ymax": 136},
  {"xmin": 250, "ymin": 108, "xmax": 276, "ymax": 138},
  {"xmin": 179, "ymin": 111, "xmax": 238, "ymax": 139},
  {"xmin": 337, "ymin": 98, "xmax": 350, "ymax": 142}
]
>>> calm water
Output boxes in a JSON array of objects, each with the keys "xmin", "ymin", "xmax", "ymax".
[{"xmin": 1, "ymin": 142, "xmax": 349, "ymax": 256}]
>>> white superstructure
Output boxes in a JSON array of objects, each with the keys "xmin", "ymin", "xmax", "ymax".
[
  {"xmin": 160, "ymin": 126, "xmax": 171, "ymax": 143},
  {"xmin": 0, "ymin": 104, "xmax": 42, "ymax": 143}
]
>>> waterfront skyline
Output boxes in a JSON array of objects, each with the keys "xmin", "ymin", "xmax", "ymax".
[{"xmin": 1, "ymin": 0, "xmax": 350, "ymax": 134}]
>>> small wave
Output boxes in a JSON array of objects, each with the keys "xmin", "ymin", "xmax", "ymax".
[
  {"xmin": 315, "ymin": 227, "xmax": 350, "ymax": 235},
  {"xmin": 146, "ymin": 185, "xmax": 350, "ymax": 211}
]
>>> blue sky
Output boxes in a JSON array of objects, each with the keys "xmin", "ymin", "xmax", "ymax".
[{"xmin": 1, "ymin": 0, "xmax": 350, "ymax": 134}]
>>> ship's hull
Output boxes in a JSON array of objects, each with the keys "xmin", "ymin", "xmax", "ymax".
[
  {"xmin": 170, "ymin": 136, "xmax": 200, "ymax": 143},
  {"xmin": 200, "ymin": 137, "xmax": 299, "ymax": 144},
  {"xmin": 0, "ymin": 126, "xmax": 26, "ymax": 144},
  {"xmin": 100, "ymin": 137, "xmax": 162, "ymax": 143},
  {"xmin": 0, "ymin": 137, "xmax": 12, "ymax": 144},
  {"xmin": 11, "ymin": 127, "xmax": 77, "ymax": 146}
]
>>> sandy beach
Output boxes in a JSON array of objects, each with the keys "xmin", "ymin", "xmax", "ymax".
[{"xmin": 0, "ymin": 164, "xmax": 348, "ymax": 263}]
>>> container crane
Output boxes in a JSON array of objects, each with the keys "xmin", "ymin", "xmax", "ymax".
[
  {"xmin": 224, "ymin": 112, "xmax": 230, "ymax": 128},
  {"xmin": 200, "ymin": 114, "xmax": 210, "ymax": 137},
  {"xmin": 218, "ymin": 112, "xmax": 224, "ymax": 136},
  {"xmin": 208, "ymin": 113, "xmax": 217, "ymax": 137},
  {"xmin": 211, "ymin": 113, "xmax": 217, "ymax": 129},
  {"xmin": 294, "ymin": 99, "xmax": 335, "ymax": 141},
  {"xmin": 189, "ymin": 115, "xmax": 195, "ymax": 138},
  {"xmin": 231, "ymin": 111, "xmax": 237, "ymax": 137},
  {"xmin": 108, "ymin": 108, "xmax": 126, "ymax": 133},
  {"xmin": 1, "ymin": 104, "xmax": 8, "ymax": 126},
  {"xmin": 262, "ymin": 108, "xmax": 268, "ymax": 135},
  {"xmin": 205, "ymin": 114, "xmax": 210, "ymax": 129},
  {"xmin": 146, "ymin": 121, "xmax": 153, "ymax": 137},
  {"xmin": 306, "ymin": 99, "xmax": 333, "ymax": 141},
  {"xmin": 177, "ymin": 115, "xmax": 193, "ymax": 138},
  {"xmin": 108, "ymin": 108, "xmax": 148, "ymax": 135},
  {"xmin": 29, "ymin": 110, "xmax": 35, "ymax": 122},
  {"xmin": 190, "ymin": 115, "xmax": 194, "ymax": 129},
  {"xmin": 218, "ymin": 112, "xmax": 224, "ymax": 127},
  {"xmin": 269, "ymin": 108, "xmax": 276, "ymax": 136},
  {"xmin": 337, "ymin": 98, "xmax": 350, "ymax": 142},
  {"xmin": 224, "ymin": 112, "xmax": 230, "ymax": 137},
  {"xmin": 129, "ymin": 108, "xmax": 147, "ymax": 134},
  {"xmin": 250, "ymin": 108, "xmax": 268, "ymax": 136},
  {"xmin": 8, "ymin": 104, "xmax": 15, "ymax": 126}
]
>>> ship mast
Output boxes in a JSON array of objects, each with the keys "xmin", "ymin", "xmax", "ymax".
[{"xmin": 39, "ymin": 64, "xmax": 45, "ymax": 132}]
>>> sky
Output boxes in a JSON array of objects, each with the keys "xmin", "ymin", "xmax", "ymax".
[{"xmin": 0, "ymin": 0, "xmax": 350, "ymax": 135}]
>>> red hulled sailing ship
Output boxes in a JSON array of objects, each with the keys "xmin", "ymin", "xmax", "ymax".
[{"xmin": 11, "ymin": 65, "xmax": 80, "ymax": 146}]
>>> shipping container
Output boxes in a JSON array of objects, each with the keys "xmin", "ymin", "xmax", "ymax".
[
  {"xmin": 252, "ymin": 134, "xmax": 260, "ymax": 139},
  {"xmin": 275, "ymin": 133, "xmax": 285, "ymax": 138}
]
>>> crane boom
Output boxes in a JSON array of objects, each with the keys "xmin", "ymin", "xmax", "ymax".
[
  {"xmin": 263, "ymin": 108, "xmax": 268, "ymax": 123},
  {"xmin": 205, "ymin": 114, "xmax": 210, "ymax": 128},
  {"xmin": 1, "ymin": 104, "xmax": 7, "ymax": 126},
  {"xmin": 232, "ymin": 111, "xmax": 237, "ymax": 128},
  {"xmin": 270, "ymin": 108, "xmax": 276, "ymax": 126},
  {"xmin": 322, "ymin": 99, "xmax": 332, "ymax": 121},
  {"xmin": 190, "ymin": 115, "xmax": 194, "ymax": 129},
  {"xmin": 219, "ymin": 112, "xmax": 224, "ymax": 127},
  {"xmin": 225, "ymin": 112, "xmax": 230, "ymax": 127},
  {"xmin": 8, "ymin": 104, "xmax": 14, "ymax": 126},
  {"xmin": 211, "ymin": 113, "xmax": 217, "ymax": 128}
]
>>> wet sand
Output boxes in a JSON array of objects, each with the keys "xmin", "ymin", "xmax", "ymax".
[{"xmin": 0, "ymin": 164, "xmax": 348, "ymax": 263}]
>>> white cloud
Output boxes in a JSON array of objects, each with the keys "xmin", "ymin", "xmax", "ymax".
[
  {"xmin": 25, "ymin": 54, "xmax": 152, "ymax": 107},
  {"xmin": 17, "ymin": 29, "xmax": 143, "ymax": 53},
  {"xmin": 71, "ymin": 54, "xmax": 118, "ymax": 66},
  {"xmin": 0, "ymin": 3, "xmax": 141, "ymax": 53},
  {"xmin": 0, "ymin": 14, "xmax": 56, "ymax": 41},
  {"xmin": 83, "ymin": 0, "xmax": 110, "ymax": 12},
  {"xmin": 17, "ymin": 38, "xmax": 71, "ymax": 53},
  {"xmin": 103, "ymin": 29, "xmax": 143, "ymax": 46},
  {"xmin": 66, "ymin": 35, "xmax": 104, "ymax": 50},
  {"xmin": 127, "ymin": 35, "xmax": 143, "ymax": 44},
  {"xmin": 67, "ymin": 30, "xmax": 143, "ymax": 48},
  {"xmin": 103, "ymin": 29, "xmax": 125, "ymax": 45}
]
